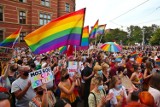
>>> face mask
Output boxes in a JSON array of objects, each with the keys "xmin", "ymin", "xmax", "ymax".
[
  {"xmin": 116, "ymin": 84, "xmax": 122, "ymax": 89},
  {"xmin": 58, "ymin": 63, "xmax": 62, "ymax": 67},
  {"xmin": 138, "ymin": 69, "xmax": 142, "ymax": 72},
  {"xmin": 98, "ymin": 85, "xmax": 104, "ymax": 91},
  {"xmin": 97, "ymin": 70, "xmax": 103, "ymax": 76},
  {"xmin": 23, "ymin": 72, "xmax": 29, "ymax": 76},
  {"xmin": 37, "ymin": 90, "xmax": 43, "ymax": 95}
]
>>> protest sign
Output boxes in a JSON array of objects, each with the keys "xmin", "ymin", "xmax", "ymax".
[
  {"xmin": 29, "ymin": 67, "xmax": 54, "ymax": 89},
  {"xmin": 120, "ymin": 75, "xmax": 133, "ymax": 89},
  {"xmin": 67, "ymin": 61, "xmax": 78, "ymax": 77},
  {"xmin": 0, "ymin": 46, "xmax": 13, "ymax": 62}
]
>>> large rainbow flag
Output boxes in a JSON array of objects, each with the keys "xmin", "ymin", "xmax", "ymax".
[
  {"xmin": 24, "ymin": 8, "xmax": 86, "ymax": 54},
  {"xmin": 0, "ymin": 27, "xmax": 22, "ymax": 48},
  {"xmin": 89, "ymin": 20, "xmax": 99, "ymax": 39},
  {"xmin": 156, "ymin": 58, "xmax": 160, "ymax": 66},
  {"xmin": 96, "ymin": 24, "xmax": 106, "ymax": 35},
  {"xmin": 77, "ymin": 26, "xmax": 89, "ymax": 50}
]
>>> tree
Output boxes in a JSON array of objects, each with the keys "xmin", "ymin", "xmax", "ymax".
[{"xmin": 150, "ymin": 28, "xmax": 160, "ymax": 45}]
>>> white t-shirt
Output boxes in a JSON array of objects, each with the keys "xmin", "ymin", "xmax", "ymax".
[
  {"xmin": 109, "ymin": 86, "xmax": 127, "ymax": 107},
  {"xmin": 11, "ymin": 77, "xmax": 36, "ymax": 107},
  {"xmin": 148, "ymin": 87, "xmax": 160, "ymax": 107}
]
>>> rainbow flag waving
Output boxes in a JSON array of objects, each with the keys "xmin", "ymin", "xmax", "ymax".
[
  {"xmin": 130, "ymin": 51, "xmax": 137, "ymax": 58},
  {"xmin": 77, "ymin": 26, "xmax": 89, "ymax": 50},
  {"xmin": 59, "ymin": 46, "xmax": 67, "ymax": 54},
  {"xmin": 96, "ymin": 24, "xmax": 106, "ymax": 35},
  {"xmin": 89, "ymin": 20, "xmax": 99, "ymax": 39},
  {"xmin": 24, "ymin": 8, "xmax": 86, "ymax": 54},
  {"xmin": 0, "ymin": 27, "xmax": 22, "ymax": 48}
]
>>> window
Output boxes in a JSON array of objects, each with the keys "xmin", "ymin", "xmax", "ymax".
[
  {"xmin": 0, "ymin": 7, "xmax": 3, "ymax": 21},
  {"xmin": 20, "ymin": 32, "xmax": 26, "ymax": 42},
  {"xmin": 65, "ymin": 3, "xmax": 70, "ymax": 12},
  {"xmin": 41, "ymin": 0, "xmax": 49, "ymax": 7},
  {"xmin": 19, "ymin": 0, "xmax": 26, "ymax": 2},
  {"xmin": 39, "ymin": 13, "xmax": 51, "ymax": 25},
  {"xmin": 19, "ymin": 11, "xmax": 26, "ymax": 24},
  {"xmin": 0, "ymin": 30, "xmax": 3, "ymax": 42}
]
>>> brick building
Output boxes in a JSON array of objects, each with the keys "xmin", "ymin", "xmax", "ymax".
[{"xmin": 0, "ymin": 0, "xmax": 75, "ymax": 45}]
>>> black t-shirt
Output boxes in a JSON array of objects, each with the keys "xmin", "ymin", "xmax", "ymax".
[{"xmin": 83, "ymin": 66, "xmax": 93, "ymax": 86}]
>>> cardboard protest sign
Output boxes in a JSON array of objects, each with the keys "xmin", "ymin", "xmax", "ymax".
[
  {"xmin": 29, "ymin": 67, "xmax": 54, "ymax": 89},
  {"xmin": 120, "ymin": 75, "xmax": 133, "ymax": 89},
  {"xmin": 67, "ymin": 61, "xmax": 78, "ymax": 77},
  {"xmin": 0, "ymin": 46, "xmax": 13, "ymax": 62}
]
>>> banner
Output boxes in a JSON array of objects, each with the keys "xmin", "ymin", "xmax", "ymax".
[
  {"xmin": 67, "ymin": 61, "xmax": 78, "ymax": 77},
  {"xmin": 0, "ymin": 46, "xmax": 13, "ymax": 62},
  {"xmin": 121, "ymin": 75, "xmax": 133, "ymax": 89},
  {"xmin": 29, "ymin": 67, "xmax": 54, "ymax": 89}
]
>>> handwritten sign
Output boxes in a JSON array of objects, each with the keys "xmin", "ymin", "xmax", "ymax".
[
  {"xmin": 0, "ymin": 47, "xmax": 13, "ymax": 62},
  {"xmin": 29, "ymin": 67, "xmax": 54, "ymax": 89},
  {"xmin": 120, "ymin": 75, "xmax": 133, "ymax": 89},
  {"xmin": 67, "ymin": 61, "xmax": 78, "ymax": 77}
]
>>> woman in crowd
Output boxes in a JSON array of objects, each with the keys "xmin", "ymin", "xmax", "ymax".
[
  {"xmin": 130, "ymin": 64, "xmax": 143, "ymax": 91},
  {"xmin": 29, "ymin": 84, "xmax": 56, "ymax": 107},
  {"xmin": 109, "ymin": 75, "xmax": 128, "ymax": 107},
  {"xmin": 58, "ymin": 68, "xmax": 78, "ymax": 107},
  {"xmin": 143, "ymin": 61, "xmax": 153, "ymax": 91},
  {"xmin": 88, "ymin": 76, "xmax": 113, "ymax": 107}
]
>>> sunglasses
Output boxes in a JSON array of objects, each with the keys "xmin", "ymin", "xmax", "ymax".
[{"xmin": 0, "ymin": 92, "xmax": 12, "ymax": 100}]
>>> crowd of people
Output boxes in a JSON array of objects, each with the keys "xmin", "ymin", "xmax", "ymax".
[{"xmin": 0, "ymin": 45, "xmax": 160, "ymax": 107}]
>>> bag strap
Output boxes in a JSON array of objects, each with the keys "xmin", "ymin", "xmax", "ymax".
[
  {"xmin": 31, "ymin": 97, "xmax": 41, "ymax": 107},
  {"xmin": 90, "ymin": 92, "xmax": 97, "ymax": 107}
]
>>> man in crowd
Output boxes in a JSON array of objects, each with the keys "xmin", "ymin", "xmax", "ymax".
[{"xmin": 11, "ymin": 66, "xmax": 36, "ymax": 107}]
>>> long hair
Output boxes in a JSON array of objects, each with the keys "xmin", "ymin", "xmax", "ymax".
[{"xmin": 109, "ymin": 75, "xmax": 120, "ymax": 89}]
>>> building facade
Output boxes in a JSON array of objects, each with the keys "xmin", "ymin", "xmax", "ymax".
[{"xmin": 0, "ymin": 0, "xmax": 75, "ymax": 45}]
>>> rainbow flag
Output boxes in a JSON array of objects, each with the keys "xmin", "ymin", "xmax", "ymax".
[
  {"xmin": 156, "ymin": 58, "xmax": 160, "ymax": 66},
  {"xmin": 115, "ymin": 55, "xmax": 122, "ymax": 62},
  {"xmin": 24, "ymin": 8, "xmax": 86, "ymax": 54},
  {"xmin": 59, "ymin": 46, "xmax": 67, "ymax": 54},
  {"xmin": 130, "ymin": 51, "xmax": 137, "ymax": 58},
  {"xmin": 89, "ymin": 20, "xmax": 99, "ymax": 39},
  {"xmin": 77, "ymin": 26, "xmax": 89, "ymax": 50},
  {"xmin": 96, "ymin": 24, "xmax": 106, "ymax": 35},
  {"xmin": 0, "ymin": 27, "xmax": 22, "ymax": 48}
]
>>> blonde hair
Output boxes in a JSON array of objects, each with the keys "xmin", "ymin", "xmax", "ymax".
[
  {"xmin": 93, "ymin": 64, "xmax": 102, "ymax": 74},
  {"xmin": 101, "ymin": 62, "xmax": 109, "ymax": 70},
  {"xmin": 92, "ymin": 76, "xmax": 103, "ymax": 85}
]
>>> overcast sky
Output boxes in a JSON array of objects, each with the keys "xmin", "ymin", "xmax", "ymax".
[{"xmin": 76, "ymin": 0, "xmax": 160, "ymax": 31}]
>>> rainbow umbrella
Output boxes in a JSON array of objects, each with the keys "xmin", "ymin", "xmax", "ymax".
[{"xmin": 100, "ymin": 42, "xmax": 122, "ymax": 52}]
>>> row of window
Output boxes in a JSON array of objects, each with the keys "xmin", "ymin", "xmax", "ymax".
[
  {"xmin": 19, "ymin": 0, "xmax": 50, "ymax": 7},
  {"xmin": 0, "ymin": 3, "xmax": 71, "ymax": 24}
]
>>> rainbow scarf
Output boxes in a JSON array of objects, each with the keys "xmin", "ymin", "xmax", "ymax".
[
  {"xmin": 156, "ymin": 58, "xmax": 160, "ymax": 66},
  {"xmin": 24, "ymin": 8, "xmax": 86, "ymax": 54},
  {"xmin": 89, "ymin": 20, "xmax": 99, "ymax": 39},
  {"xmin": 96, "ymin": 24, "xmax": 106, "ymax": 35},
  {"xmin": 0, "ymin": 27, "xmax": 22, "ymax": 48}
]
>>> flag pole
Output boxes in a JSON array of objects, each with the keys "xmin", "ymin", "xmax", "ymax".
[
  {"xmin": 11, "ymin": 27, "xmax": 22, "ymax": 49},
  {"xmin": 99, "ymin": 34, "xmax": 103, "ymax": 44},
  {"xmin": 75, "ymin": 45, "xmax": 76, "ymax": 58}
]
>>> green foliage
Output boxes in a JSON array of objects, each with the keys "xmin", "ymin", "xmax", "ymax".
[{"xmin": 150, "ymin": 28, "xmax": 160, "ymax": 45}]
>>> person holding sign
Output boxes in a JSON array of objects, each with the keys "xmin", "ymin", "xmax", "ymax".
[{"xmin": 29, "ymin": 84, "xmax": 56, "ymax": 107}]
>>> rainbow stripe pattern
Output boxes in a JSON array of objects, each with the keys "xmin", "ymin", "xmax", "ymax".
[
  {"xmin": 77, "ymin": 26, "xmax": 89, "ymax": 50},
  {"xmin": 130, "ymin": 51, "xmax": 137, "ymax": 58},
  {"xmin": 0, "ymin": 27, "xmax": 21, "ymax": 47},
  {"xmin": 24, "ymin": 8, "xmax": 86, "ymax": 54},
  {"xmin": 100, "ymin": 42, "xmax": 122, "ymax": 52},
  {"xmin": 115, "ymin": 55, "xmax": 122, "ymax": 62},
  {"xmin": 59, "ymin": 46, "xmax": 67, "ymax": 54},
  {"xmin": 89, "ymin": 20, "xmax": 99, "ymax": 39},
  {"xmin": 96, "ymin": 24, "xmax": 106, "ymax": 35},
  {"xmin": 156, "ymin": 58, "xmax": 160, "ymax": 66}
]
